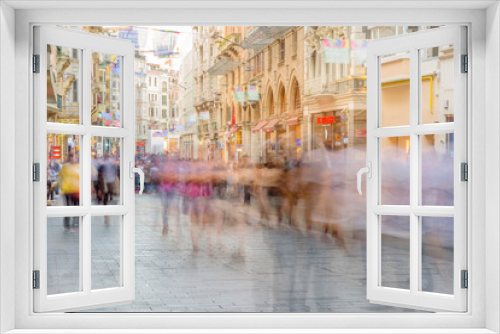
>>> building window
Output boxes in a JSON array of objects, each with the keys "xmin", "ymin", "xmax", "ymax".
[
  {"xmin": 279, "ymin": 38, "xmax": 285, "ymax": 62},
  {"xmin": 292, "ymin": 30, "xmax": 297, "ymax": 56},
  {"xmin": 268, "ymin": 46, "xmax": 272, "ymax": 70},
  {"xmin": 310, "ymin": 50, "xmax": 316, "ymax": 78},
  {"xmin": 279, "ymin": 86, "xmax": 286, "ymax": 114},
  {"xmin": 294, "ymin": 81, "xmax": 301, "ymax": 113}
]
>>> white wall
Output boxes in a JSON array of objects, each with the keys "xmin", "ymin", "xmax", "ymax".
[
  {"xmin": 486, "ymin": 2, "xmax": 500, "ymax": 333},
  {"xmin": 0, "ymin": 2, "xmax": 16, "ymax": 333}
]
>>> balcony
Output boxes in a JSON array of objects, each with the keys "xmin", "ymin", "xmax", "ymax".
[
  {"xmin": 240, "ymin": 26, "xmax": 293, "ymax": 52},
  {"xmin": 327, "ymin": 76, "xmax": 366, "ymax": 95},
  {"xmin": 305, "ymin": 76, "xmax": 366, "ymax": 96},
  {"xmin": 217, "ymin": 33, "xmax": 241, "ymax": 52},
  {"xmin": 207, "ymin": 57, "xmax": 243, "ymax": 76}
]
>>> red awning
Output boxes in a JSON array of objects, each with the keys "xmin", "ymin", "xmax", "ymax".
[
  {"xmin": 136, "ymin": 142, "xmax": 145, "ymax": 146},
  {"xmin": 225, "ymin": 126, "xmax": 241, "ymax": 137},
  {"xmin": 286, "ymin": 117, "xmax": 299, "ymax": 126},
  {"xmin": 251, "ymin": 120, "xmax": 268, "ymax": 133},
  {"xmin": 262, "ymin": 119, "xmax": 280, "ymax": 132}
]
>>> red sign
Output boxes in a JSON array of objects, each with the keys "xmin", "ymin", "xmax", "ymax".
[
  {"xmin": 317, "ymin": 116, "xmax": 335, "ymax": 124},
  {"xmin": 355, "ymin": 129, "xmax": 367, "ymax": 137},
  {"xmin": 51, "ymin": 146, "xmax": 61, "ymax": 159}
]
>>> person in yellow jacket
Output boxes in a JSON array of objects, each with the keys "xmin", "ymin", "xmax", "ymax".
[{"xmin": 57, "ymin": 152, "xmax": 80, "ymax": 230}]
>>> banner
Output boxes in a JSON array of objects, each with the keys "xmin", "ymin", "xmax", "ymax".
[
  {"xmin": 324, "ymin": 38, "xmax": 350, "ymax": 64},
  {"xmin": 232, "ymin": 86, "xmax": 246, "ymax": 102},
  {"xmin": 247, "ymin": 85, "xmax": 260, "ymax": 101},
  {"xmin": 153, "ymin": 29, "xmax": 179, "ymax": 57},
  {"xmin": 118, "ymin": 29, "xmax": 139, "ymax": 49},
  {"xmin": 323, "ymin": 38, "xmax": 369, "ymax": 64},
  {"xmin": 350, "ymin": 39, "xmax": 369, "ymax": 64},
  {"xmin": 174, "ymin": 124, "xmax": 185, "ymax": 132}
]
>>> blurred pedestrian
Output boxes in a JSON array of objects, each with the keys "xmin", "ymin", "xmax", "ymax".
[{"xmin": 57, "ymin": 152, "xmax": 79, "ymax": 230}]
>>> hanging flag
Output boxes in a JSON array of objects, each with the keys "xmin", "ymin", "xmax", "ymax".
[
  {"xmin": 247, "ymin": 85, "xmax": 260, "ymax": 101},
  {"xmin": 350, "ymin": 39, "xmax": 369, "ymax": 64},
  {"xmin": 323, "ymin": 38, "xmax": 351, "ymax": 64},
  {"xmin": 232, "ymin": 85, "xmax": 246, "ymax": 102},
  {"xmin": 153, "ymin": 29, "xmax": 179, "ymax": 57},
  {"xmin": 118, "ymin": 28, "xmax": 139, "ymax": 49},
  {"xmin": 230, "ymin": 107, "xmax": 235, "ymax": 128}
]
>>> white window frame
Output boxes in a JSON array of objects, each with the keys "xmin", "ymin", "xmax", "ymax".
[
  {"xmin": 1, "ymin": 2, "xmax": 497, "ymax": 334},
  {"xmin": 364, "ymin": 26, "xmax": 467, "ymax": 312}
]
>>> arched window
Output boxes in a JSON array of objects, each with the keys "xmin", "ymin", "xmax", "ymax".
[
  {"xmin": 279, "ymin": 85, "xmax": 286, "ymax": 114},
  {"xmin": 293, "ymin": 80, "xmax": 301, "ymax": 113},
  {"xmin": 268, "ymin": 90, "xmax": 274, "ymax": 116}
]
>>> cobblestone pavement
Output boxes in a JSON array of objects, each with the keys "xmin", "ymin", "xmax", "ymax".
[{"xmin": 46, "ymin": 193, "xmax": 446, "ymax": 313}]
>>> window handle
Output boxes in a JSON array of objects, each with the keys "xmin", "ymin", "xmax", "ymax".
[
  {"xmin": 129, "ymin": 161, "xmax": 144, "ymax": 195},
  {"xmin": 357, "ymin": 162, "xmax": 372, "ymax": 195}
]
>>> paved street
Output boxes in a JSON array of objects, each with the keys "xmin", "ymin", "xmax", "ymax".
[{"xmin": 47, "ymin": 193, "xmax": 448, "ymax": 313}]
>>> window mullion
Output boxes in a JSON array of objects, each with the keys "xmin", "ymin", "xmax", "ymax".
[
  {"xmin": 82, "ymin": 47, "xmax": 92, "ymax": 294},
  {"xmin": 409, "ymin": 47, "xmax": 420, "ymax": 294}
]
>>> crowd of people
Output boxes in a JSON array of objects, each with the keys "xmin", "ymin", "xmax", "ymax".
[
  {"xmin": 134, "ymin": 141, "xmax": 368, "ymax": 254},
  {"xmin": 47, "ymin": 150, "xmax": 120, "ymax": 230},
  {"xmin": 48, "ymin": 140, "xmax": 454, "ymax": 258}
]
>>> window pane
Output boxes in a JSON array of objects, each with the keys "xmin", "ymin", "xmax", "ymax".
[
  {"xmin": 381, "ymin": 136, "xmax": 410, "ymax": 205},
  {"xmin": 420, "ymin": 45, "xmax": 454, "ymax": 124},
  {"xmin": 381, "ymin": 215, "xmax": 410, "ymax": 290},
  {"xmin": 47, "ymin": 216, "xmax": 81, "ymax": 295},
  {"xmin": 46, "ymin": 45, "xmax": 81, "ymax": 124},
  {"xmin": 421, "ymin": 134, "xmax": 454, "ymax": 206},
  {"xmin": 91, "ymin": 137, "xmax": 121, "ymax": 205},
  {"xmin": 92, "ymin": 216, "xmax": 121, "ymax": 290},
  {"xmin": 47, "ymin": 134, "xmax": 80, "ymax": 206},
  {"xmin": 421, "ymin": 217, "xmax": 454, "ymax": 294},
  {"xmin": 91, "ymin": 52, "xmax": 122, "ymax": 127},
  {"xmin": 380, "ymin": 51, "xmax": 410, "ymax": 127}
]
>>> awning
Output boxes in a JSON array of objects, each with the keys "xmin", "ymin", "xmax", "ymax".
[
  {"xmin": 251, "ymin": 120, "xmax": 268, "ymax": 133},
  {"xmin": 225, "ymin": 126, "xmax": 241, "ymax": 137},
  {"xmin": 208, "ymin": 58, "xmax": 243, "ymax": 76},
  {"xmin": 286, "ymin": 117, "xmax": 299, "ymax": 126},
  {"xmin": 241, "ymin": 26, "xmax": 294, "ymax": 52},
  {"xmin": 262, "ymin": 119, "xmax": 280, "ymax": 132}
]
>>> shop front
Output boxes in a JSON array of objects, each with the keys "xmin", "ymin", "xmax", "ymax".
[
  {"xmin": 262, "ymin": 119, "xmax": 280, "ymax": 163},
  {"xmin": 286, "ymin": 117, "xmax": 302, "ymax": 161},
  {"xmin": 225, "ymin": 126, "xmax": 241, "ymax": 162},
  {"xmin": 312, "ymin": 109, "xmax": 348, "ymax": 151}
]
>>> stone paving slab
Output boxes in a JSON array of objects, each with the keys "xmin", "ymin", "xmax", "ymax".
[{"xmin": 41, "ymin": 193, "xmax": 453, "ymax": 313}]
